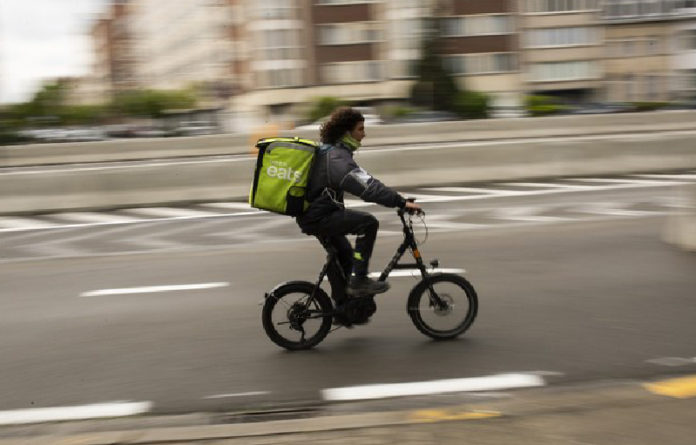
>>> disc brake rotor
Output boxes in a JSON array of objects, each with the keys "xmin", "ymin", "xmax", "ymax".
[{"xmin": 431, "ymin": 293, "xmax": 454, "ymax": 316}]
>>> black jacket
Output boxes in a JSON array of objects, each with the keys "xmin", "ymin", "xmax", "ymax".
[{"xmin": 297, "ymin": 140, "xmax": 406, "ymax": 233}]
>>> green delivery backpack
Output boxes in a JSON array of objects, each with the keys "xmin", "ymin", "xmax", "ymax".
[{"xmin": 249, "ymin": 137, "xmax": 318, "ymax": 216}]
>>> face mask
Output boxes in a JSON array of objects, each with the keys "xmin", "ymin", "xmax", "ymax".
[{"xmin": 342, "ymin": 134, "xmax": 361, "ymax": 152}]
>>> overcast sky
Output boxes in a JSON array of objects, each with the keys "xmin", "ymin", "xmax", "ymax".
[{"xmin": 0, "ymin": 0, "xmax": 108, "ymax": 104}]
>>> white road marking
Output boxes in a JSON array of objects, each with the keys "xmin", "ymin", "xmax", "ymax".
[
  {"xmin": 200, "ymin": 202, "xmax": 255, "ymax": 210},
  {"xmin": 575, "ymin": 202, "xmax": 658, "ymax": 217},
  {"xmin": 633, "ymin": 174, "xmax": 696, "ymax": 180},
  {"xmin": 571, "ymin": 178, "xmax": 682, "ymax": 185},
  {"xmin": 368, "ymin": 268, "xmax": 465, "ymax": 278},
  {"xmin": 1, "ymin": 173, "xmax": 690, "ymax": 234},
  {"xmin": 52, "ymin": 212, "xmax": 138, "ymax": 224},
  {"xmin": 124, "ymin": 207, "xmax": 221, "ymax": 218},
  {"xmin": 321, "ymin": 373, "xmax": 546, "ymax": 402},
  {"xmin": 203, "ymin": 391, "xmax": 270, "ymax": 399},
  {"xmin": 423, "ymin": 187, "xmax": 527, "ymax": 196},
  {"xmin": 0, "ymin": 217, "xmax": 59, "ymax": 231},
  {"xmin": 0, "ymin": 401, "xmax": 152, "ymax": 426},
  {"xmin": 80, "ymin": 282, "xmax": 229, "ymax": 297},
  {"xmin": 500, "ymin": 182, "xmax": 592, "ymax": 191},
  {"xmin": 494, "ymin": 206, "xmax": 568, "ymax": 222}
]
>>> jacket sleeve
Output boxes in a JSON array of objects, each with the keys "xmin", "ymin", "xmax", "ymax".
[{"xmin": 328, "ymin": 150, "xmax": 406, "ymax": 208}]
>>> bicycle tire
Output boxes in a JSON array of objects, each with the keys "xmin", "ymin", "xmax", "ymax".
[
  {"xmin": 262, "ymin": 281, "xmax": 333, "ymax": 350},
  {"xmin": 407, "ymin": 273, "xmax": 478, "ymax": 340}
]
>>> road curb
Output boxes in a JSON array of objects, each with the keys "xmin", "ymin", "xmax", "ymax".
[{"xmin": 0, "ymin": 375, "xmax": 693, "ymax": 445}]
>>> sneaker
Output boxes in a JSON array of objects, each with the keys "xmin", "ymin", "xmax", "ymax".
[{"xmin": 347, "ymin": 276, "xmax": 390, "ymax": 296}]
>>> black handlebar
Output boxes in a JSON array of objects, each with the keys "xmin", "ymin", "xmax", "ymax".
[{"xmin": 397, "ymin": 197, "xmax": 425, "ymax": 217}]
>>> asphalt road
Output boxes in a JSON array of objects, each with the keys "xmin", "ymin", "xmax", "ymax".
[{"xmin": 1, "ymin": 174, "xmax": 696, "ymax": 417}]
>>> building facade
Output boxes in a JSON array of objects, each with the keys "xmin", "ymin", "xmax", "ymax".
[
  {"xmin": 519, "ymin": 0, "xmax": 604, "ymax": 102},
  {"xmin": 601, "ymin": 0, "xmax": 685, "ymax": 103},
  {"xmin": 672, "ymin": 1, "xmax": 696, "ymax": 100},
  {"xmin": 87, "ymin": 0, "xmax": 696, "ymax": 128}
]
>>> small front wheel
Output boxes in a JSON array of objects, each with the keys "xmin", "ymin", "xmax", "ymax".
[
  {"xmin": 408, "ymin": 273, "xmax": 478, "ymax": 340},
  {"xmin": 262, "ymin": 281, "xmax": 333, "ymax": 350}
]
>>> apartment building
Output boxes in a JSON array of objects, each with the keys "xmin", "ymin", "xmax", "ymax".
[
  {"xmin": 232, "ymin": 0, "xmax": 523, "ymax": 124},
  {"xmin": 672, "ymin": 1, "xmax": 696, "ymax": 100},
  {"xmin": 438, "ymin": 0, "xmax": 522, "ymax": 113},
  {"xmin": 519, "ymin": 0, "xmax": 604, "ymax": 102},
  {"xmin": 601, "ymin": 0, "xmax": 685, "ymax": 102},
  {"xmin": 130, "ymin": 0, "xmax": 234, "ymax": 106},
  {"xmin": 87, "ymin": 0, "xmax": 138, "ymax": 101}
]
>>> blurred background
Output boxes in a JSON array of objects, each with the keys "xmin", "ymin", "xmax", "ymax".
[
  {"xmin": 1, "ymin": 1, "xmax": 696, "ymax": 442},
  {"xmin": 1, "ymin": 0, "xmax": 696, "ymax": 142}
]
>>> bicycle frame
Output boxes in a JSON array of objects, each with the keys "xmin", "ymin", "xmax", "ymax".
[{"xmin": 309, "ymin": 210, "xmax": 440, "ymax": 309}]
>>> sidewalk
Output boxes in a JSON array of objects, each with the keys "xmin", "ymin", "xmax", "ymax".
[{"xmin": 1, "ymin": 374, "xmax": 695, "ymax": 444}]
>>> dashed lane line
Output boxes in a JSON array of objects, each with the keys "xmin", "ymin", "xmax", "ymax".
[
  {"xmin": 203, "ymin": 391, "xmax": 270, "ymax": 400},
  {"xmin": 321, "ymin": 373, "xmax": 548, "ymax": 402},
  {"xmin": 0, "ymin": 401, "xmax": 152, "ymax": 426},
  {"xmin": 80, "ymin": 282, "xmax": 230, "ymax": 297}
]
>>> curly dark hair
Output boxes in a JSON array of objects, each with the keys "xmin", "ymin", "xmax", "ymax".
[{"xmin": 319, "ymin": 107, "xmax": 364, "ymax": 145}]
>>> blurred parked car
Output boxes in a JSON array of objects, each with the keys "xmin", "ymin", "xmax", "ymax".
[
  {"xmin": 567, "ymin": 102, "xmax": 634, "ymax": 115},
  {"xmin": 175, "ymin": 121, "xmax": 217, "ymax": 136},
  {"xmin": 391, "ymin": 110, "xmax": 459, "ymax": 124}
]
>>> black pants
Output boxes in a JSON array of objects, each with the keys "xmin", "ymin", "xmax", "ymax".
[{"xmin": 313, "ymin": 209, "xmax": 379, "ymax": 297}]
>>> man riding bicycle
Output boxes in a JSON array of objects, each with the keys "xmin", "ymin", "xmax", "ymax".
[{"xmin": 296, "ymin": 107, "xmax": 421, "ymax": 300}]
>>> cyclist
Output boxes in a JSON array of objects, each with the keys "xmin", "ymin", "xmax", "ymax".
[{"xmin": 296, "ymin": 106, "xmax": 421, "ymax": 299}]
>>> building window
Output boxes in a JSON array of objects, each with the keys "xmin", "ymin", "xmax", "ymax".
[
  {"xmin": 441, "ymin": 14, "xmax": 513, "ymax": 37},
  {"xmin": 263, "ymin": 68, "xmax": 303, "ymax": 88},
  {"xmin": 444, "ymin": 52, "xmax": 517, "ymax": 75},
  {"xmin": 254, "ymin": 0, "xmax": 296, "ymax": 19},
  {"xmin": 318, "ymin": 22, "xmax": 382, "ymax": 45},
  {"xmin": 680, "ymin": 30, "xmax": 696, "ymax": 50},
  {"xmin": 528, "ymin": 60, "xmax": 599, "ymax": 82},
  {"xmin": 321, "ymin": 61, "xmax": 383, "ymax": 83},
  {"xmin": 315, "ymin": 0, "xmax": 375, "ymax": 4},
  {"xmin": 525, "ymin": 27, "xmax": 598, "ymax": 47},
  {"xmin": 526, "ymin": 0, "xmax": 598, "ymax": 13}
]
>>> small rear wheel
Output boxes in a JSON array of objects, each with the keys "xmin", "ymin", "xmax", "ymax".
[
  {"xmin": 408, "ymin": 273, "xmax": 478, "ymax": 340},
  {"xmin": 262, "ymin": 282, "xmax": 333, "ymax": 350}
]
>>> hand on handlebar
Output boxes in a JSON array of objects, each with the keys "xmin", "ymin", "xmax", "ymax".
[{"xmin": 404, "ymin": 200, "xmax": 424, "ymax": 216}]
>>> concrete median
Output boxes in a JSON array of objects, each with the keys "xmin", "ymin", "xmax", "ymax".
[{"xmin": 2, "ymin": 130, "xmax": 696, "ymax": 216}]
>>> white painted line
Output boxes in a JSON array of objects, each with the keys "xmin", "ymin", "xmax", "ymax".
[
  {"xmin": 124, "ymin": 207, "xmax": 219, "ymax": 218},
  {"xmin": 52, "ymin": 212, "xmax": 138, "ymax": 224},
  {"xmin": 494, "ymin": 206, "xmax": 568, "ymax": 222},
  {"xmin": 200, "ymin": 202, "xmax": 253, "ymax": 210},
  {"xmin": 500, "ymin": 182, "xmax": 592, "ymax": 191},
  {"xmin": 0, "ymin": 401, "xmax": 152, "ymax": 426},
  {"xmin": 321, "ymin": 373, "xmax": 546, "ymax": 401},
  {"xmin": 368, "ymin": 268, "xmax": 465, "ymax": 278},
  {"xmin": 0, "ymin": 217, "xmax": 59, "ymax": 231},
  {"xmin": 632, "ymin": 174, "xmax": 696, "ymax": 180},
  {"xmin": 80, "ymin": 282, "xmax": 229, "ymax": 297},
  {"xmin": 422, "ymin": 187, "xmax": 526, "ymax": 196},
  {"xmin": 203, "ymin": 391, "xmax": 270, "ymax": 399},
  {"xmin": 572, "ymin": 178, "xmax": 681, "ymax": 185}
]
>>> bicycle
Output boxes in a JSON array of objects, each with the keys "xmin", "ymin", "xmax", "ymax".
[{"xmin": 261, "ymin": 201, "xmax": 479, "ymax": 350}]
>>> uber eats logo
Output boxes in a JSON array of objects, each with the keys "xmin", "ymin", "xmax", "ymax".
[{"xmin": 266, "ymin": 161, "xmax": 302, "ymax": 183}]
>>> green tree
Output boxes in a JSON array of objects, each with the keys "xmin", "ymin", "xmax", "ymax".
[
  {"xmin": 111, "ymin": 89, "xmax": 196, "ymax": 118},
  {"xmin": 409, "ymin": 17, "xmax": 458, "ymax": 112},
  {"xmin": 307, "ymin": 96, "xmax": 347, "ymax": 122}
]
